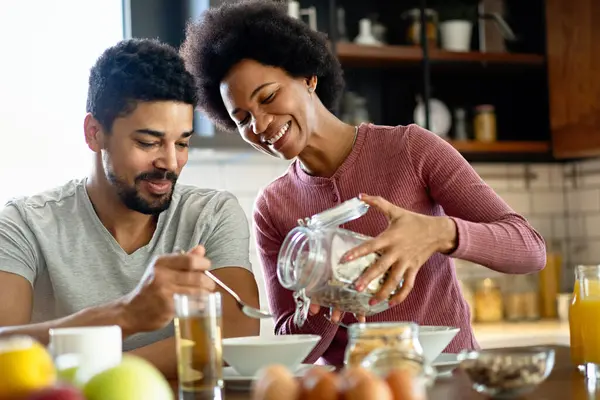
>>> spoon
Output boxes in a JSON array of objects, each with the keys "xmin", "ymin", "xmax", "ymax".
[
  {"xmin": 204, "ymin": 269, "xmax": 273, "ymax": 319},
  {"xmin": 176, "ymin": 249, "xmax": 273, "ymax": 319}
]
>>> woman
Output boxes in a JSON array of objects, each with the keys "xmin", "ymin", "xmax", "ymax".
[{"xmin": 180, "ymin": 0, "xmax": 546, "ymax": 365}]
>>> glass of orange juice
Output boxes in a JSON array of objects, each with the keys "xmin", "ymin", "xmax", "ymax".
[{"xmin": 576, "ymin": 265, "xmax": 600, "ymax": 379}]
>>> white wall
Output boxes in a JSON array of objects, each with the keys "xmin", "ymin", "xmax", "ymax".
[{"xmin": 0, "ymin": 0, "xmax": 123, "ymax": 205}]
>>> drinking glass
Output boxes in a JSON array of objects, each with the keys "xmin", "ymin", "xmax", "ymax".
[{"xmin": 174, "ymin": 292, "xmax": 223, "ymax": 400}]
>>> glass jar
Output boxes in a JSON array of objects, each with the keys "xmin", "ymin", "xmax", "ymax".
[
  {"xmin": 277, "ymin": 198, "xmax": 401, "ymax": 327},
  {"xmin": 344, "ymin": 322, "xmax": 423, "ymax": 367},
  {"xmin": 473, "ymin": 104, "xmax": 497, "ymax": 143},
  {"xmin": 474, "ymin": 278, "xmax": 503, "ymax": 323},
  {"xmin": 361, "ymin": 347, "xmax": 436, "ymax": 390},
  {"xmin": 504, "ymin": 275, "xmax": 540, "ymax": 322},
  {"xmin": 402, "ymin": 8, "xmax": 438, "ymax": 48}
]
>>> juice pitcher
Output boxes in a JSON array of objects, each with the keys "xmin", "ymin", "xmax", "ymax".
[{"xmin": 573, "ymin": 264, "xmax": 600, "ymax": 379}]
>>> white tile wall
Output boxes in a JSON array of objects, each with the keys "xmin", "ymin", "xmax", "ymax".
[
  {"xmin": 178, "ymin": 149, "xmax": 600, "ymax": 333},
  {"xmin": 564, "ymin": 158, "xmax": 600, "ymax": 266}
]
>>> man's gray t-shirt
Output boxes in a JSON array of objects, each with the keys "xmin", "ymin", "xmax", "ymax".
[{"xmin": 0, "ymin": 179, "xmax": 253, "ymax": 350}]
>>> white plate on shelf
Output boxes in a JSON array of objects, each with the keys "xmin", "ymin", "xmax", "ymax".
[
  {"xmin": 223, "ymin": 364, "xmax": 336, "ymax": 390},
  {"xmin": 432, "ymin": 353, "xmax": 460, "ymax": 377}
]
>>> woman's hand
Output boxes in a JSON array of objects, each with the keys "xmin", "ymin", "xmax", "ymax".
[{"xmin": 341, "ymin": 194, "xmax": 458, "ymax": 307}]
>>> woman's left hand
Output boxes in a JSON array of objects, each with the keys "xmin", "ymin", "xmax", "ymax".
[{"xmin": 341, "ymin": 194, "xmax": 458, "ymax": 307}]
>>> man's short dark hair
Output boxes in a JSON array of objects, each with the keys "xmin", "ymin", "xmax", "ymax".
[
  {"xmin": 180, "ymin": 0, "xmax": 345, "ymax": 132},
  {"xmin": 86, "ymin": 38, "xmax": 197, "ymax": 132}
]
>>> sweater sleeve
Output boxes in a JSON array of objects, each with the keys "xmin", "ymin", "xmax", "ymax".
[
  {"xmin": 405, "ymin": 125, "xmax": 546, "ymax": 273},
  {"xmin": 253, "ymin": 192, "xmax": 340, "ymax": 363}
]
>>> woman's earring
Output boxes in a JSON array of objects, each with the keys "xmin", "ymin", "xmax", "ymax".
[{"xmin": 308, "ymin": 87, "xmax": 315, "ymax": 93}]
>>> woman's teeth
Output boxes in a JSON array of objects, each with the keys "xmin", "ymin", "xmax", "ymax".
[{"xmin": 268, "ymin": 122, "xmax": 290, "ymax": 145}]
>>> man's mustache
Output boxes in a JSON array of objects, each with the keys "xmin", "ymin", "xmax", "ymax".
[{"xmin": 136, "ymin": 170, "xmax": 178, "ymax": 183}]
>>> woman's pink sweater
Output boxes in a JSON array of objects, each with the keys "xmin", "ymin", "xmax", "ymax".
[{"xmin": 253, "ymin": 123, "xmax": 546, "ymax": 365}]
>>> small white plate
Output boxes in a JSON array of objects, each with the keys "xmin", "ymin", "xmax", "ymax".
[
  {"xmin": 223, "ymin": 364, "xmax": 336, "ymax": 390},
  {"xmin": 432, "ymin": 353, "xmax": 460, "ymax": 377}
]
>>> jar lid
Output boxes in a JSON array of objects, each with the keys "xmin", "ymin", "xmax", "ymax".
[
  {"xmin": 402, "ymin": 8, "xmax": 438, "ymax": 18},
  {"xmin": 306, "ymin": 197, "xmax": 369, "ymax": 229}
]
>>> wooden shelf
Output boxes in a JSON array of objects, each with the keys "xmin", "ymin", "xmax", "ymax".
[
  {"xmin": 335, "ymin": 42, "xmax": 545, "ymax": 67},
  {"xmin": 448, "ymin": 140, "xmax": 551, "ymax": 154}
]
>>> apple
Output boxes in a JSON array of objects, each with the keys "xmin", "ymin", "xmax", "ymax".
[
  {"xmin": 83, "ymin": 355, "xmax": 173, "ymax": 400},
  {"xmin": 24, "ymin": 385, "xmax": 85, "ymax": 400}
]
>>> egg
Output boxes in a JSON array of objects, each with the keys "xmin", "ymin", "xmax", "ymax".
[
  {"xmin": 298, "ymin": 367, "xmax": 340, "ymax": 400},
  {"xmin": 340, "ymin": 367, "xmax": 393, "ymax": 400},
  {"xmin": 251, "ymin": 364, "xmax": 300, "ymax": 400},
  {"xmin": 385, "ymin": 369, "xmax": 427, "ymax": 400}
]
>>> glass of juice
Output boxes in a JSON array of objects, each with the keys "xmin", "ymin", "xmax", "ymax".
[
  {"xmin": 174, "ymin": 292, "xmax": 223, "ymax": 400},
  {"xmin": 576, "ymin": 265, "xmax": 600, "ymax": 380}
]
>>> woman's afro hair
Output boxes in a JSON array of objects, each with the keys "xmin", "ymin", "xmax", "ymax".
[{"xmin": 180, "ymin": 0, "xmax": 345, "ymax": 131}]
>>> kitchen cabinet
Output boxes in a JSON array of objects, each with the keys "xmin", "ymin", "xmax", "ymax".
[
  {"xmin": 323, "ymin": 0, "xmax": 552, "ymax": 162},
  {"xmin": 546, "ymin": 0, "xmax": 600, "ymax": 159},
  {"xmin": 122, "ymin": 0, "xmax": 599, "ymax": 161}
]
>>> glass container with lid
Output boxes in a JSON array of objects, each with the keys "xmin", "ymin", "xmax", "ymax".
[
  {"xmin": 361, "ymin": 347, "xmax": 436, "ymax": 390},
  {"xmin": 344, "ymin": 322, "xmax": 423, "ymax": 367},
  {"xmin": 277, "ymin": 198, "xmax": 402, "ymax": 327}
]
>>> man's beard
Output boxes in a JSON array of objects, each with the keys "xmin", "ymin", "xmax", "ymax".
[{"xmin": 107, "ymin": 170, "xmax": 178, "ymax": 215}]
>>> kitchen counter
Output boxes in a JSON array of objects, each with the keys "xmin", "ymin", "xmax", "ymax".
[
  {"xmin": 172, "ymin": 346, "xmax": 594, "ymax": 399},
  {"xmin": 473, "ymin": 320, "xmax": 570, "ymax": 349}
]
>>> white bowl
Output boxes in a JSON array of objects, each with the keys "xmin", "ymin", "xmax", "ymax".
[
  {"xmin": 419, "ymin": 326, "xmax": 460, "ymax": 362},
  {"xmin": 221, "ymin": 335, "xmax": 321, "ymax": 377}
]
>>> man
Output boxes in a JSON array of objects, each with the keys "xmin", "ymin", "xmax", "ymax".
[{"xmin": 0, "ymin": 38, "xmax": 260, "ymax": 377}]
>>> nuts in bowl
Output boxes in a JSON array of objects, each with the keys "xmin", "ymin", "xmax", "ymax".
[{"xmin": 457, "ymin": 347, "xmax": 555, "ymax": 399}]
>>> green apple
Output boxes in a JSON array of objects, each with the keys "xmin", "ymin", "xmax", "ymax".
[{"xmin": 83, "ymin": 355, "xmax": 173, "ymax": 400}]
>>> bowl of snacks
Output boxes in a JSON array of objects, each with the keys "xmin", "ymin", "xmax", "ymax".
[{"xmin": 457, "ymin": 347, "xmax": 555, "ymax": 398}]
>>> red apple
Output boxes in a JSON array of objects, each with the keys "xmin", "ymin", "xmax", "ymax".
[{"xmin": 24, "ymin": 385, "xmax": 85, "ymax": 400}]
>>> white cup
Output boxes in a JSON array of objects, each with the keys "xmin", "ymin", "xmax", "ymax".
[{"xmin": 49, "ymin": 325, "xmax": 123, "ymax": 383}]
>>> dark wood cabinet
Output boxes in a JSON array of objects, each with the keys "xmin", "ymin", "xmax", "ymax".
[
  {"xmin": 122, "ymin": 0, "xmax": 599, "ymax": 161},
  {"xmin": 546, "ymin": 0, "xmax": 600, "ymax": 159}
]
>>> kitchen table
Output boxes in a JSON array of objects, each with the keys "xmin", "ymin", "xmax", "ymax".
[{"xmin": 170, "ymin": 345, "xmax": 600, "ymax": 399}]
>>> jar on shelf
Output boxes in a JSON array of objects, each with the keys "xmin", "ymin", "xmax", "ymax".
[
  {"xmin": 474, "ymin": 277, "xmax": 504, "ymax": 323},
  {"xmin": 401, "ymin": 8, "xmax": 439, "ymax": 48},
  {"xmin": 473, "ymin": 104, "xmax": 497, "ymax": 143},
  {"xmin": 504, "ymin": 275, "xmax": 540, "ymax": 322},
  {"xmin": 277, "ymin": 198, "xmax": 402, "ymax": 327},
  {"xmin": 344, "ymin": 322, "xmax": 424, "ymax": 367}
]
